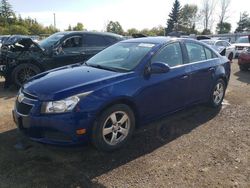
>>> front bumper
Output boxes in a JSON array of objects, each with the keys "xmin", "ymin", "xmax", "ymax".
[
  {"xmin": 13, "ymin": 106, "xmax": 95, "ymax": 146},
  {"xmin": 238, "ymin": 53, "xmax": 250, "ymax": 67}
]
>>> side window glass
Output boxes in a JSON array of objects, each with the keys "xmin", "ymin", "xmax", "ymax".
[
  {"xmin": 84, "ymin": 35, "xmax": 107, "ymax": 47},
  {"xmin": 186, "ymin": 42, "xmax": 206, "ymax": 63},
  {"xmin": 216, "ymin": 41, "xmax": 223, "ymax": 46},
  {"xmin": 104, "ymin": 36, "xmax": 118, "ymax": 45},
  {"xmin": 152, "ymin": 43, "xmax": 183, "ymax": 67},
  {"xmin": 223, "ymin": 41, "xmax": 230, "ymax": 47},
  {"xmin": 62, "ymin": 36, "xmax": 82, "ymax": 49},
  {"xmin": 204, "ymin": 47, "xmax": 213, "ymax": 59}
]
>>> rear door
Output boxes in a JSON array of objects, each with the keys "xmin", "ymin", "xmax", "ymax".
[{"xmin": 184, "ymin": 41, "xmax": 218, "ymax": 103}]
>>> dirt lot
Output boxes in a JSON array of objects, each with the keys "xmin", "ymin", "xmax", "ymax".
[{"xmin": 0, "ymin": 61, "xmax": 249, "ymax": 188}]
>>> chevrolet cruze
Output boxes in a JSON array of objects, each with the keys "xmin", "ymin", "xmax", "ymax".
[{"xmin": 13, "ymin": 37, "xmax": 231, "ymax": 151}]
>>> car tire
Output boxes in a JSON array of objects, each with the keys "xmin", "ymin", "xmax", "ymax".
[
  {"xmin": 228, "ymin": 53, "xmax": 233, "ymax": 61},
  {"xmin": 208, "ymin": 79, "xmax": 226, "ymax": 108},
  {"xmin": 239, "ymin": 65, "xmax": 248, "ymax": 71},
  {"xmin": 92, "ymin": 104, "xmax": 135, "ymax": 151},
  {"xmin": 11, "ymin": 63, "xmax": 41, "ymax": 87}
]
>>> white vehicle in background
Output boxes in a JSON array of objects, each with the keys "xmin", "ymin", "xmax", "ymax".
[
  {"xmin": 201, "ymin": 39, "xmax": 235, "ymax": 61},
  {"xmin": 232, "ymin": 36, "xmax": 250, "ymax": 58}
]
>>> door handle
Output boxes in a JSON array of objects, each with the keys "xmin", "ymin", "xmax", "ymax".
[
  {"xmin": 208, "ymin": 67, "xmax": 215, "ymax": 72},
  {"xmin": 180, "ymin": 75, "xmax": 189, "ymax": 80}
]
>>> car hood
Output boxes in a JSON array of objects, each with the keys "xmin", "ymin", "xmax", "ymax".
[
  {"xmin": 23, "ymin": 65, "xmax": 133, "ymax": 101},
  {"xmin": 1, "ymin": 37, "xmax": 45, "ymax": 54}
]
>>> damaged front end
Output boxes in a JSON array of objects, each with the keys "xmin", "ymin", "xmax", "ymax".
[{"xmin": 0, "ymin": 36, "xmax": 47, "ymax": 86}]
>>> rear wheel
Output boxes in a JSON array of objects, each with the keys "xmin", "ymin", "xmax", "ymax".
[
  {"xmin": 11, "ymin": 63, "xmax": 41, "ymax": 87},
  {"xmin": 92, "ymin": 104, "xmax": 135, "ymax": 151},
  {"xmin": 208, "ymin": 79, "xmax": 226, "ymax": 108}
]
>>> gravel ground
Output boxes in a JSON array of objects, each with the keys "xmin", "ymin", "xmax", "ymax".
[{"xmin": 0, "ymin": 61, "xmax": 249, "ymax": 188}]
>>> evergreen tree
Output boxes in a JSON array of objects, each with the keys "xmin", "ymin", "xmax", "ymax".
[
  {"xmin": 0, "ymin": 0, "xmax": 14, "ymax": 19},
  {"xmin": 235, "ymin": 12, "xmax": 250, "ymax": 32},
  {"xmin": 166, "ymin": 0, "xmax": 181, "ymax": 34}
]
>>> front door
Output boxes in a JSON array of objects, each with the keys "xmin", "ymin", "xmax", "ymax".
[
  {"xmin": 137, "ymin": 42, "xmax": 191, "ymax": 121},
  {"xmin": 53, "ymin": 35, "xmax": 86, "ymax": 67}
]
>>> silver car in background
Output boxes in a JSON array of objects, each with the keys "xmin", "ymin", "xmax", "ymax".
[{"xmin": 201, "ymin": 39, "xmax": 235, "ymax": 61}]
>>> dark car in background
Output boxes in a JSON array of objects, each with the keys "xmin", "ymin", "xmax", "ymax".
[
  {"xmin": 13, "ymin": 37, "xmax": 231, "ymax": 151},
  {"xmin": 0, "ymin": 31, "xmax": 123, "ymax": 87}
]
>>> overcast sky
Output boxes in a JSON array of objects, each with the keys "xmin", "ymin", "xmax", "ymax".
[{"xmin": 8, "ymin": 0, "xmax": 250, "ymax": 32}]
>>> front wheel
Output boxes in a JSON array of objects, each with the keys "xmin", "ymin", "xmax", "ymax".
[
  {"xmin": 92, "ymin": 104, "xmax": 135, "ymax": 151},
  {"xmin": 11, "ymin": 63, "xmax": 41, "ymax": 87},
  {"xmin": 208, "ymin": 79, "xmax": 226, "ymax": 108}
]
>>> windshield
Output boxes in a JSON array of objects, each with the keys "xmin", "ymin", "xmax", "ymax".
[
  {"xmin": 39, "ymin": 33, "xmax": 66, "ymax": 49},
  {"xmin": 86, "ymin": 42, "xmax": 155, "ymax": 72},
  {"xmin": 235, "ymin": 37, "xmax": 250, "ymax": 43},
  {"xmin": 201, "ymin": 40, "xmax": 215, "ymax": 45}
]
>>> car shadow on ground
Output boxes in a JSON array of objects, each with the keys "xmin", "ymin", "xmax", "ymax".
[
  {"xmin": 234, "ymin": 70, "xmax": 250, "ymax": 84},
  {"xmin": 0, "ymin": 105, "xmax": 221, "ymax": 187},
  {"xmin": 0, "ymin": 79, "xmax": 18, "ymax": 99}
]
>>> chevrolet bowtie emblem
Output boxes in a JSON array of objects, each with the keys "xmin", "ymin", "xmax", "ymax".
[{"xmin": 17, "ymin": 93, "xmax": 25, "ymax": 103}]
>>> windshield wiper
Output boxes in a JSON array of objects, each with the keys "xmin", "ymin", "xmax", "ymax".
[{"xmin": 87, "ymin": 64, "xmax": 122, "ymax": 72}]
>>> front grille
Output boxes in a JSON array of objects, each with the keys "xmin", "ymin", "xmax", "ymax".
[
  {"xmin": 16, "ymin": 101, "xmax": 33, "ymax": 115},
  {"xmin": 23, "ymin": 91, "xmax": 38, "ymax": 100}
]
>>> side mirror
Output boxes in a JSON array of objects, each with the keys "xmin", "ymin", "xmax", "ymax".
[
  {"xmin": 53, "ymin": 46, "xmax": 63, "ymax": 56},
  {"xmin": 149, "ymin": 62, "xmax": 170, "ymax": 74}
]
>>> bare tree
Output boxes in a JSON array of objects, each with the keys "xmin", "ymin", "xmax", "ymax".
[
  {"xmin": 200, "ymin": 0, "xmax": 216, "ymax": 33},
  {"xmin": 218, "ymin": 0, "xmax": 231, "ymax": 33}
]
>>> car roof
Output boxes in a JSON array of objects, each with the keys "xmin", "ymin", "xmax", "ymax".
[
  {"xmin": 121, "ymin": 36, "xmax": 199, "ymax": 45},
  {"xmin": 56, "ymin": 31, "xmax": 123, "ymax": 38},
  {"xmin": 121, "ymin": 36, "xmax": 178, "ymax": 44},
  {"xmin": 201, "ymin": 39, "xmax": 228, "ymax": 42}
]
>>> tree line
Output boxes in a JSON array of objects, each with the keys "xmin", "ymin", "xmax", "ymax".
[
  {"xmin": 107, "ymin": 0, "xmax": 250, "ymax": 36},
  {"xmin": 0, "ymin": 0, "xmax": 249, "ymax": 36},
  {"xmin": 165, "ymin": 0, "xmax": 250, "ymax": 35}
]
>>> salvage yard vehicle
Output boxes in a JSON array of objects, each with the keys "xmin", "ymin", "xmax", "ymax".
[
  {"xmin": 200, "ymin": 39, "xmax": 235, "ymax": 61},
  {"xmin": 0, "ymin": 31, "xmax": 123, "ymax": 87},
  {"xmin": 13, "ymin": 37, "xmax": 231, "ymax": 151},
  {"xmin": 238, "ymin": 47, "xmax": 250, "ymax": 71},
  {"xmin": 232, "ymin": 36, "xmax": 250, "ymax": 58}
]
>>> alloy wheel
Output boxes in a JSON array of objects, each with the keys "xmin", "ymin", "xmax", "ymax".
[
  {"xmin": 213, "ymin": 82, "xmax": 224, "ymax": 105},
  {"xmin": 102, "ymin": 111, "xmax": 130, "ymax": 146}
]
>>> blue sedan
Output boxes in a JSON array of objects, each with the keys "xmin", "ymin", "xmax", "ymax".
[{"xmin": 13, "ymin": 37, "xmax": 231, "ymax": 151}]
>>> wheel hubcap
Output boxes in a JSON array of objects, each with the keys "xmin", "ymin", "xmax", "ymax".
[
  {"xmin": 102, "ymin": 111, "xmax": 130, "ymax": 146},
  {"xmin": 213, "ymin": 82, "xmax": 224, "ymax": 105}
]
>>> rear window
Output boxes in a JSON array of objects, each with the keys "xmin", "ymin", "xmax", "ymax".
[
  {"xmin": 186, "ymin": 42, "xmax": 206, "ymax": 63},
  {"xmin": 104, "ymin": 36, "xmax": 119, "ymax": 45},
  {"xmin": 84, "ymin": 34, "xmax": 108, "ymax": 47},
  {"xmin": 235, "ymin": 37, "xmax": 250, "ymax": 43}
]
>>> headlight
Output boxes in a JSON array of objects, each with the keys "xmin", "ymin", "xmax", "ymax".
[{"xmin": 42, "ymin": 96, "xmax": 80, "ymax": 113}]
